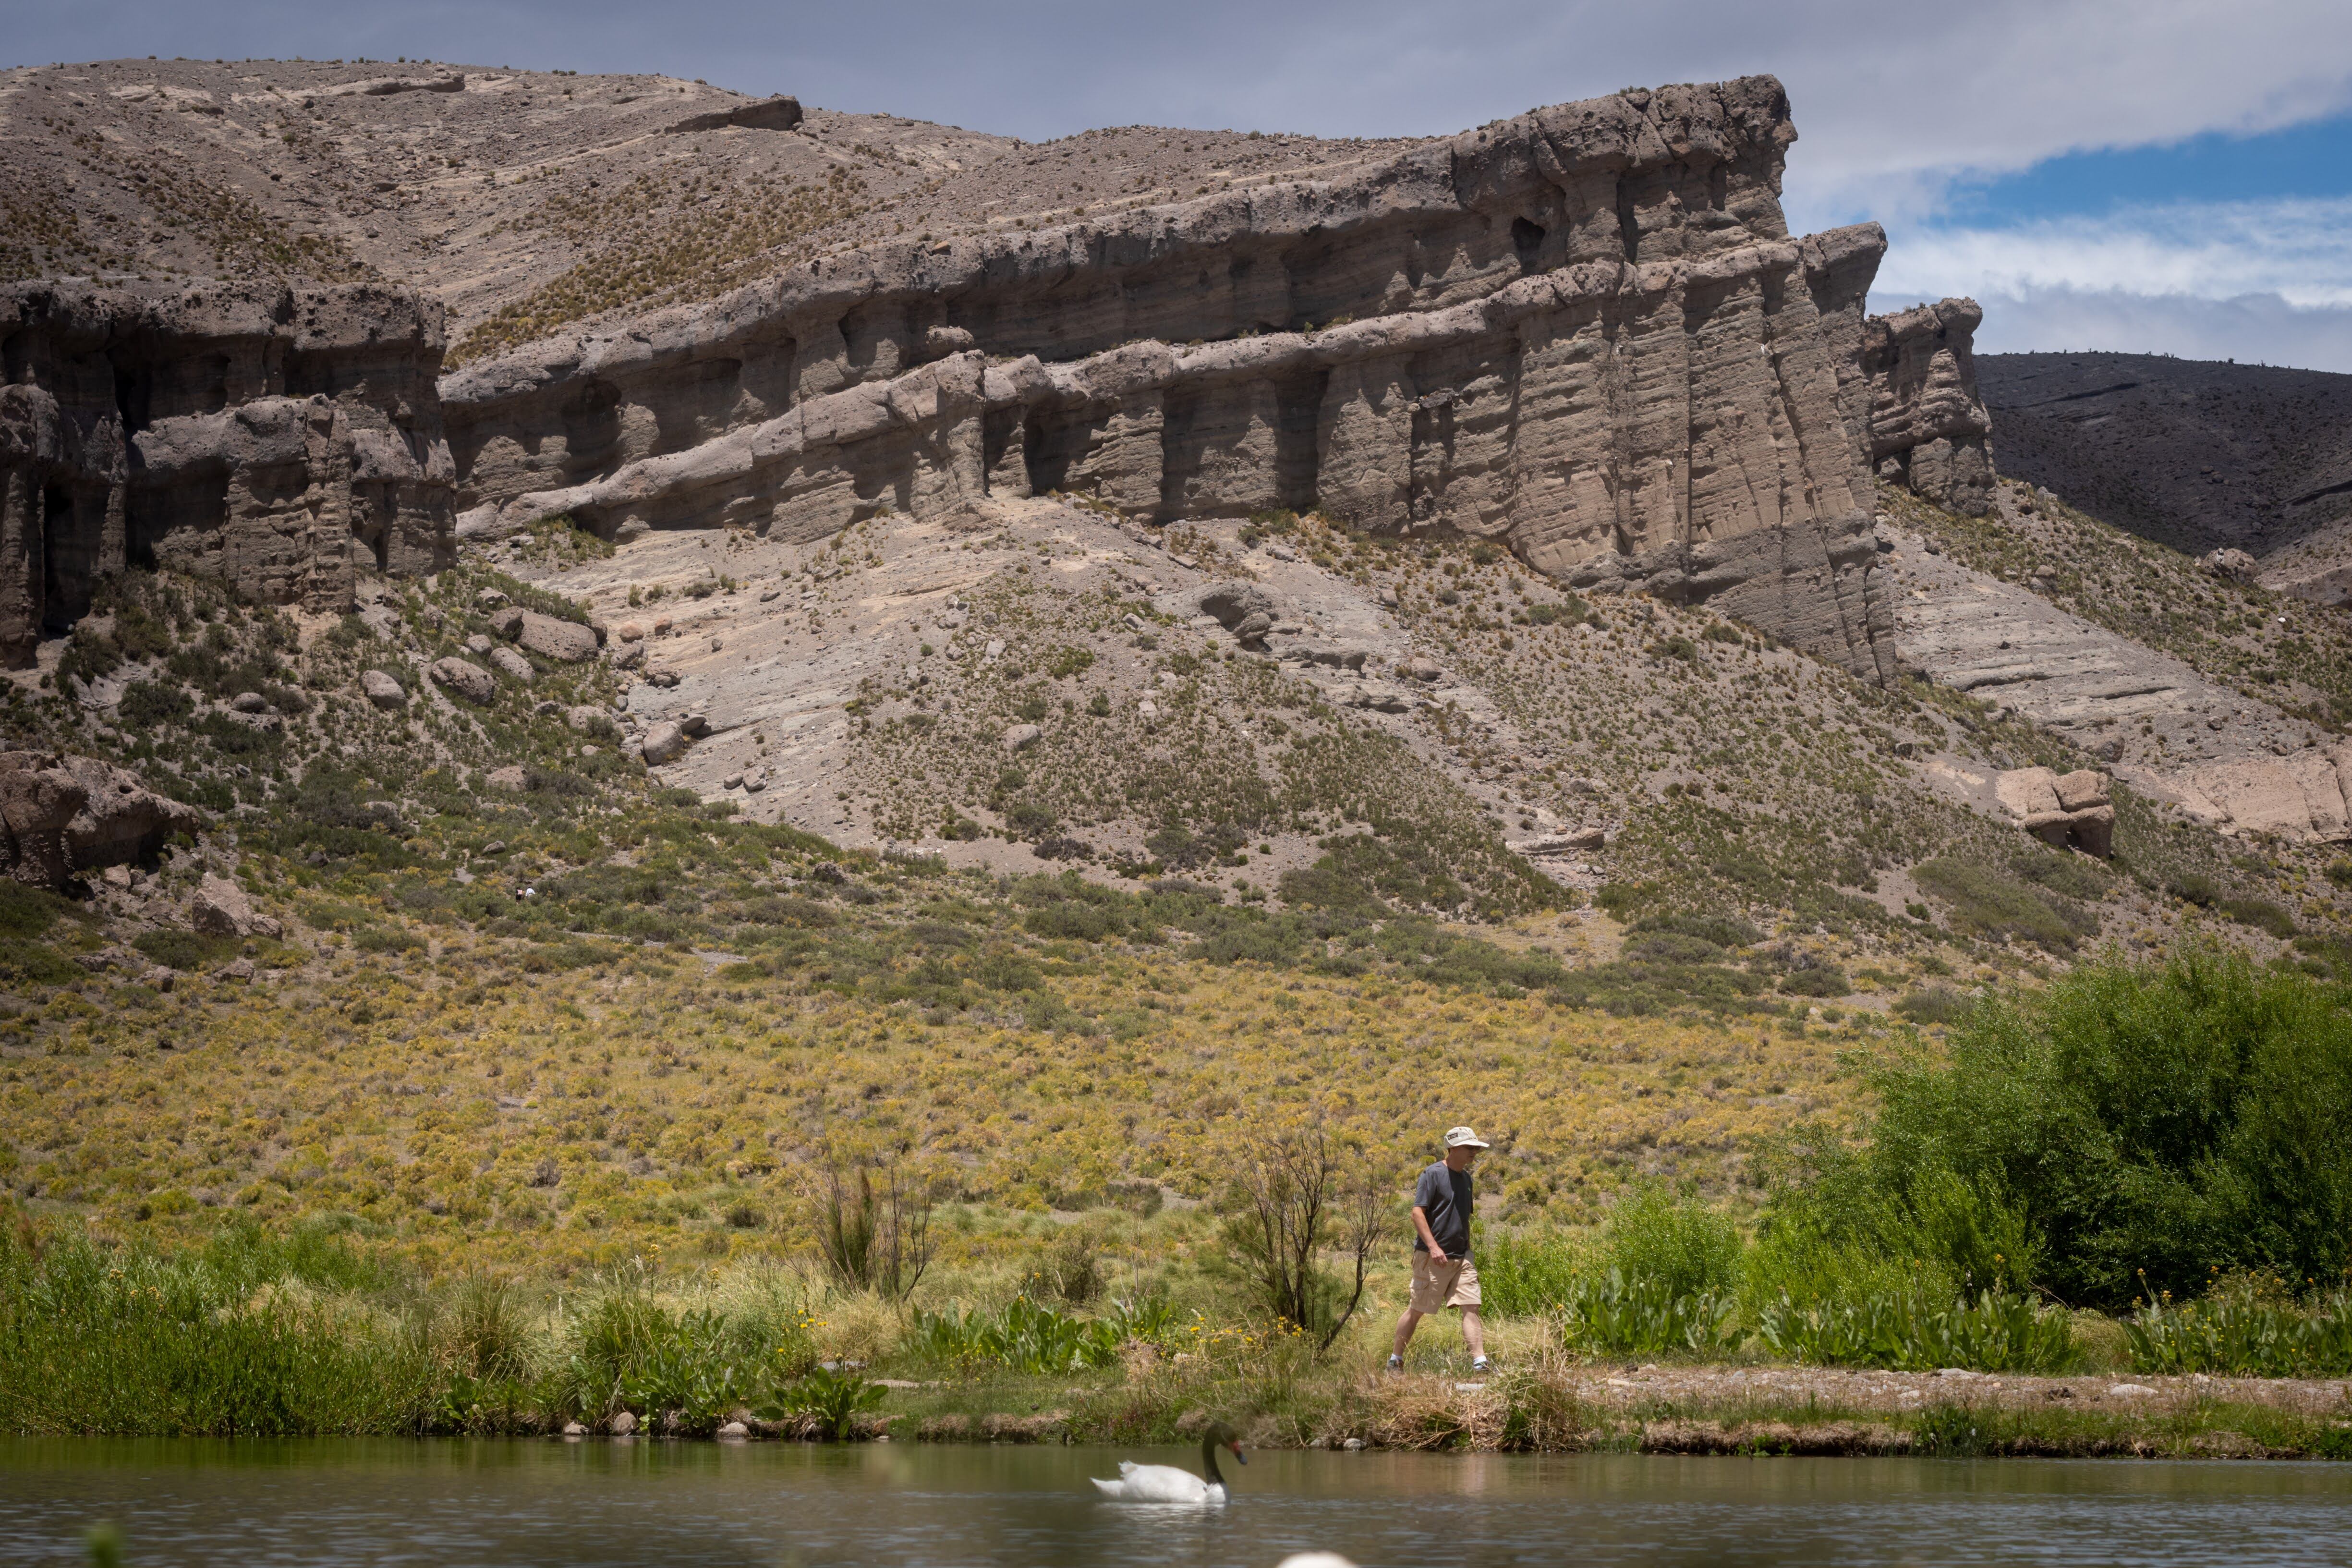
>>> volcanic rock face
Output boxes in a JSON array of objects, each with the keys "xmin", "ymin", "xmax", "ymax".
[
  {"xmin": 442, "ymin": 77, "xmax": 1978, "ymax": 680},
  {"xmin": 0, "ymin": 281, "xmax": 454, "ymax": 667}
]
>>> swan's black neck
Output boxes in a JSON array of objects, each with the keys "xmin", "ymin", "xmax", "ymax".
[{"xmin": 1201, "ymin": 1435, "xmax": 1225, "ymax": 1488}]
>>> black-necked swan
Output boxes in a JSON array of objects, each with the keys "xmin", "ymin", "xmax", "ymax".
[{"xmin": 1090, "ymin": 1421, "xmax": 1247, "ymax": 1503}]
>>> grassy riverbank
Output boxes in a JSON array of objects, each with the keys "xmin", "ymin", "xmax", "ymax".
[
  {"xmin": 5, "ymin": 1199, "xmax": 2349, "ymax": 1458},
  {"xmin": 4, "ymin": 950, "xmax": 2348, "ymax": 1455}
]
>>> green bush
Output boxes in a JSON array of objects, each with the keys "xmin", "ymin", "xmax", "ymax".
[
  {"xmin": 1779, "ymin": 966, "xmax": 1849, "ymax": 998},
  {"xmin": 1783, "ymin": 951, "xmax": 2352, "ymax": 1310},
  {"xmin": 1601, "ymin": 1183, "xmax": 1745, "ymax": 1300},
  {"xmin": 1473, "ymin": 1225, "xmax": 1582, "ymax": 1317}
]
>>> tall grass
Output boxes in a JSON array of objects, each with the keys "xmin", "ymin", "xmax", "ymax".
[{"xmin": 0, "ymin": 1217, "xmax": 430, "ymax": 1435}]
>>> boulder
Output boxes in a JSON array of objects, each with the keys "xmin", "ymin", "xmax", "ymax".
[
  {"xmin": 489, "ymin": 645, "xmax": 535, "ymax": 683},
  {"xmin": 610, "ymin": 1410, "xmax": 639, "ymax": 1436},
  {"xmin": 191, "ymin": 873, "xmax": 282, "ymax": 940},
  {"xmin": 642, "ymin": 722, "xmax": 691, "ymax": 765},
  {"xmin": 616, "ymin": 621, "xmax": 646, "ymax": 643},
  {"xmin": 2070, "ymin": 803, "xmax": 2116, "ymax": 858},
  {"xmin": 464, "ymin": 633, "xmax": 494, "ymax": 656},
  {"xmin": 515, "ymin": 609, "xmax": 600, "ymax": 662},
  {"xmin": 1230, "ymin": 610, "xmax": 1273, "ymax": 644},
  {"xmin": 485, "ymin": 766, "xmax": 528, "ymax": 790},
  {"xmin": 1514, "ymin": 827, "xmax": 1607, "ymax": 855},
  {"xmin": 2203, "ymin": 548, "xmax": 2258, "ymax": 583},
  {"xmin": 2053, "ymin": 769, "xmax": 2110, "ymax": 812},
  {"xmin": 610, "ymin": 644, "xmax": 644, "ymax": 670},
  {"xmin": 4, "ymin": 753, "xmax": 204, "ymax": 890},
  {"xmin": 1002, "ymin": 723, "xmax": 1042, "ymax": 752},
  {"xmin": 59, "ymin": 756, "xmax": 205, "ymax": 874},
  {"xmin": 1198, "ymin": 582, "xmax": 1274, "ymax": 630},
  {"xmin": 361, "ymin": 669, "xmax": 409, "ymax": 710},
  {"xmin": 429, "ymin": 657, "xmax": 497, "ymax": 705},
  {"xmin": 568, "ymin": 705, "xmax": 618, "ymax": 737},
  {"xmin": 1403, "ymin": 656, "xmax": 1443, "ymax": 683},
  {"xmin": 2003, "ymin": 766, "xmax": 2116, "ymax": 856},
  {"xmin": 1994, "ymin": 766, "xmax": 2062, "ymax": 818}
]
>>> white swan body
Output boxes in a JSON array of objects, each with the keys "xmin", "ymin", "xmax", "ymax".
[
  {"xmin": 1091, "ymin": 1421, "xmax": 1246, "ymax": 1504},
  {"xmin": 1090, "ymin": 1460, "xmax": 1227, "ymax": 1504}
]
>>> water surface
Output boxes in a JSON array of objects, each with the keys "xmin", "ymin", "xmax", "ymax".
[{"xmin": 3, "ymin": 1438, "xmax": 2348, "ymax": 1567}]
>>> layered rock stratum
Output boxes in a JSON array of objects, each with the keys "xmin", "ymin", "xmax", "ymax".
[{"xmin": 2, "ymin": 61, "xmax": 1991, "ymax": 680}]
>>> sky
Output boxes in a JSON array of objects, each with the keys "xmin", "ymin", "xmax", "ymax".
[{"xmin": 9, "ymin": 0, "xmax": 2352, "ymax": 369}]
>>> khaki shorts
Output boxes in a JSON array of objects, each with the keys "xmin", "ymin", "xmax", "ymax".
[{"xmin": 1409, "ymin": 1251, "xmax": 1481, "ymax": 1313}]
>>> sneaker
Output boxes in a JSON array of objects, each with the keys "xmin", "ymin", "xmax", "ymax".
[
  {"xmin": 1470, "ymin": 1357, "xmax": 1492, "ymax": 1375},
  {"xmin": 1386, "ymin": 1354, "xmax": 1404, "ymax": 1373}
]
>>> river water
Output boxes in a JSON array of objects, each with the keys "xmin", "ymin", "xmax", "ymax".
[{"xmin": 3, "ymin": 1439, "xmax": 2348, "ymax": 1567}]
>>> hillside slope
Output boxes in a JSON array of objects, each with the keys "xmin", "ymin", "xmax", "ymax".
[{"xmin": 1977, "ymin": 353, "xmax": 2352, "ymax": 605}]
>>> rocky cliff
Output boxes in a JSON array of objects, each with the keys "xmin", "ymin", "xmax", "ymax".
[
  {"xmin": 444, "ymin": 78, "xmax": 1986, "ymax": 681},
  {"xmin": 0, "ymin": 70, "xmax": 1990, "ymax": 685},
  {"xmin": 0, "ymin": 281, "xmax": 452, "ymax": 667}
]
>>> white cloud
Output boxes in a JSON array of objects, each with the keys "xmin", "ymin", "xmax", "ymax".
[
  {"xmin": 1863, "ymin": 196, "xmax": 2352, "ymax": 372},
  {"xmin": 1931, "ymin": 288, "xmax": 2352, "ymax": 373},
  {"xmin": 1873, "ymin": 197, "xmax": 2352, "ymax": 311}
]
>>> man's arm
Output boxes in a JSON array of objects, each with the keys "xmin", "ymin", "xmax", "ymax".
[{"xmin": 1412, "ymin": 1204, "xmax": 1445, "ymax": 1264}]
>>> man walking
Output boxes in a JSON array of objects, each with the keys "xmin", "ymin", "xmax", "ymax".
[{"xmin": 1388, "ymin": 1125, "xmax": 1489, "ymax": 1374}]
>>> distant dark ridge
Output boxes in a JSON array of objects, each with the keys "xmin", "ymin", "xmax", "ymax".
[{"xmin": 1978, "ymin": 353, "xmax": 2352, "ymax": 564}]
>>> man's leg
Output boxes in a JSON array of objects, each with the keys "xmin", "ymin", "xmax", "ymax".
[
  {"xmin": 1459, "ymin": 1307, "xmax": 1487, "ymax": 1362},
  {"xmin": 1391, "ymin": 1307, "xmax": 1425, "ymax": 1360}
]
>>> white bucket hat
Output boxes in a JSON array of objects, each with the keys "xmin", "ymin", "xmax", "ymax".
[{"xmin": 1443, "ymin": 1125, "xmax": 1490, "ymax": 1150}]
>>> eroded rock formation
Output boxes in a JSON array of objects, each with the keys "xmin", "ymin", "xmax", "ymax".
[
  {"xmin": 2, "ymin": 78, "xmax": 1989, "ymax": 684},
  {"xmin": 1861, "ymin": 297, "xmax": 1993, "ymax": 515},
  {"xmin": 0, "ymin": 751, "xmax": 205, "ymax": 888},
  {"xmin": 0, "ymin": 281, "xmax": 453, "ymax": 667},
  {"xmin": 443, "ymin": 77, "xmax": 1985, "ymax": 679}
]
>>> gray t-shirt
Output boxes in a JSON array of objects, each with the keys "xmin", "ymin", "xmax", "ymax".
[{"xmin": 1412, "ymin": 1160, "xmax": 1473, "ymax": 1258}]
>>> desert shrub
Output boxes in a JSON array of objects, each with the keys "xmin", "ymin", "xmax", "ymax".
[
  {"xmin": 0, "ymin": 882, "xmax": 70, "ymax": 939},
  {"xmin": 1779, "ymin": 950, "xmax": 2352, "ymax": 1309},
  {"xmin": 1218, "ymin": 1129, "xmax": 1383, "ymax": 1350},
  {"xmin": 2010, "ymin": 848, "xmax": 2110, "ymax": 902},
  {"xmin": 2219, "ymin": 896, "xmax": 2297, "ymax": 939},
  {"xmin": 1893, "ymin": 985, "xmax": 1972, "ymax": 1025},
  {"xmin": 118, "ymin": 678, "xmax": 192, "ymax": 726},
  {"xmin": 813, "ymin": 1164, "xmax": 932, "ymax": 1301},
  {"xmin": 1630, "ymin": 912, "xmax": 1762, "ymax": 949},
  {"xmin": 133, "ymin": 929, "xmax": 241, "ymax": 971},
  {"xmin": 1911, "ymin": 856, "xmax": 2097, "ymax": 950},
  {"xmin": 1779, "ymin": 966, "xmax": 1850, "ymax": 998}
]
